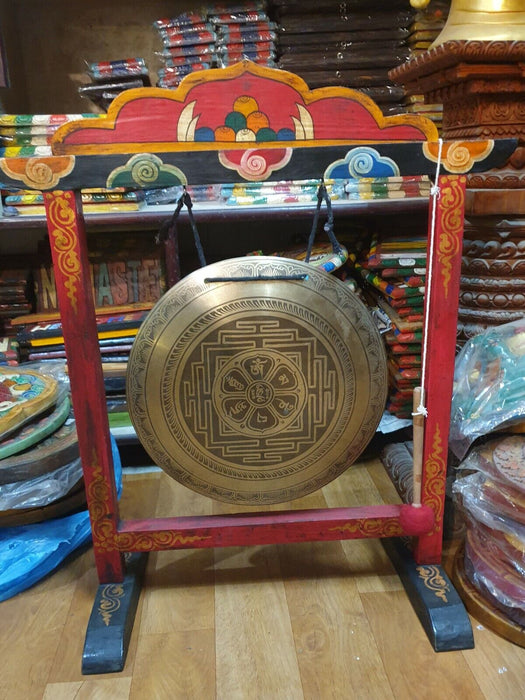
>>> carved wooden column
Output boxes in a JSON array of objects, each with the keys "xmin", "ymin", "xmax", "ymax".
[{"xmin": 391, "ymin": 40, "xmax": 525, "ymax": 345}]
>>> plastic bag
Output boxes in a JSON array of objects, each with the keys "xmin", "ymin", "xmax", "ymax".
[
  {"xmin": 0, "ymin": 433, "xmax": 122, "ymax": 601},
  {"xmin": 453, "ymin": 470, "xmax": 525, "ymax": 624},
  {"xmin": 449, "ymin": 319, "xmax": 525, "ymax": 459},
  {"xmin": 0, "ymin": 456, "xmax": 82, "ymax": 510},
  {"xmin": 455, "ymin": 435, "xmax": 525, "ymax": 525}
]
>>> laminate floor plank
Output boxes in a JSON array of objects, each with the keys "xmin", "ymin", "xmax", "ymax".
[
  {"xmin": 365, "ymin": 456, "xmax": 405, "ymax": 504},
  {"xmin": 120, "ymin": 470, "xmax": 162, "ymax": 520},
  {"xmin": 279, "ymin": 539, "xmax": 394, "ymax": 700},
  {"xmin": 214, "ymin": 544, "xmax": 303, "ymax": 700},
  {"xmin": 2, "ymin": 463, "xmax": 525, "ymax": 700},
  {"xmin": 462, "ymin": 623, "xmax": 525, "ymax": 700},
  {"xmin": 43, "ymin": 678, "xmax": 132, "ymax": 699},
  {"xmin": 324, "ymin": 464, "xmax": 403, "ymax": 594},
  {"xmin": 0, "ymin": 585, "xmax": 76, "ymax": 700},
  {"xmin": 360, "ymin": 589, "xmax": 485, "ymax": 700},
  {"xmin": 130, "ymin": 629, "xmax": 216, "ymax": 700},
  {"xmin": 140, "ymin": 473, "xmax": 215, "ymax": 637}
]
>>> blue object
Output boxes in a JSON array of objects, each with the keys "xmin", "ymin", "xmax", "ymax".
[{"xmin": 0, "ymin": 435, "xmax": 122, "ymax": 602}]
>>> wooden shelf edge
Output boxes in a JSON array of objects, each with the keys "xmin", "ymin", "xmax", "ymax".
[{"xmin": 0, "ymin": 197, "xmax": 430, "ymax": 231}]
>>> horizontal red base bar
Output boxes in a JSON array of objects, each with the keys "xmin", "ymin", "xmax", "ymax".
[{"xmin": 114, "ymin": 504, "xmax": 433, "ymax": 552}]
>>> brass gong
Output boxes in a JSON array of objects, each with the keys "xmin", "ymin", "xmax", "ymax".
[{"xmin": 127, "ymin": 256, "xmax": 387, "ymax": 504}]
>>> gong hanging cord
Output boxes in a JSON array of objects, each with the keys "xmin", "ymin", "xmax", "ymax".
[
  {"xmin": 160, "ymin": 190, "xmax": 307, "ymax": 284},
  {"xmin": 305, "ymin": 182, "xmax": 344, "ymax": 263},
  {"xmin": 157, "ymin": 189, "xmax": 207, "ymax": 268}
]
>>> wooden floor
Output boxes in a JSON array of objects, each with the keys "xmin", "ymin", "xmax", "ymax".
[{"xmin": 1, "ymin": 456, "xmax": 525, "ymax": 700}]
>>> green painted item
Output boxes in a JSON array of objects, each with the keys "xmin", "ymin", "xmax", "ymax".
[{"xmin": 0, "ymin": 395, "xmax": 71, "ymax": 460}]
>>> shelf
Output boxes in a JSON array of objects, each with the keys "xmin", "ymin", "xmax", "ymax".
[{"xmin": 0, "ymin": 197, "xmax": 430, "ymax": 231}]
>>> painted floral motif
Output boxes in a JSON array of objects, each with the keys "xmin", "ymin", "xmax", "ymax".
[
  {"xmin": 53, "ymin": 62, "xmax": 433, "ymax": 154},
  {"xmin": 219, "ymin": 147, "xmax": 292, "ymax": 181},
  {"xmin": 0, "ymin": 156, "xmax": 75, "ymax": 189},
  {"xmin": 107, "ymin": 153, "xmax": 187, "ymax": 189},
  {"xmin": 423, "ymin": 140, "xmax": 494, "ymax": 174},
  {"xmin": 325, "ymin": 147, "xmax": 400, "ymax": 179},
  {"xmin": 44, "ymin": 192, "xmax": 82, "ymax": 313},
  {"xmin": 0, "ymin": 372, "xmax": 48, "ymax": 415}
]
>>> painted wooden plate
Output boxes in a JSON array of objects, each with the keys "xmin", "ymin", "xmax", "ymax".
[
  {"xmin": 0, "ymin": 367, "xmax": 59, "ymax": 441},
  {"xmin": 0, "ymin": 414, "xmax": 78, "ymax": 485},
  {"xmin": 452, "ymin": 545, "xmax": 525, "ymax": 649},
  {"xmin": 0, "ymin": 477, "xmax": 86, "ymax": 527},
  {"xmin": 492, "ymin": 435, "xmax": 525, "ymax": 494},
  {"xmin": 0, "ymin": 394, "xmax": 71, "ymax": 461}
]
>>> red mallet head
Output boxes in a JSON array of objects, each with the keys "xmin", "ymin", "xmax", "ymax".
[{"xmin": 399, "ymin": 503, "xmax": 435, "ymax": 535}]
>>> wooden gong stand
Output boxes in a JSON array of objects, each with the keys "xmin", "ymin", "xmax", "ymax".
[{"xmin": 0, "ymin": 62, "xmax": 517, "ymax": 673}]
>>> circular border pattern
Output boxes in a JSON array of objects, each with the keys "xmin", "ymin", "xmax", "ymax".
[{"xmin": 128, "ymin": 257, "xmax": 387, "ymax": 503}]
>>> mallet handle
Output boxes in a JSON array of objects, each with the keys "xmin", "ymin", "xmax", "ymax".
[{"xmin": 412, "ymin": 386, "xmax": 425, "ymax": 506}]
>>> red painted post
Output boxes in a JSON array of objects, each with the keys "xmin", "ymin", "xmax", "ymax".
[
  {"xmin": 44, "ymin": 190, "xmax": 125, "ymax": 582},
  {"xmin": 414, "ymin": 175, "xmax": 466, "ymax": 564}
]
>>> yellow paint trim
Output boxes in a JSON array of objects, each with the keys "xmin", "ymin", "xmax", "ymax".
[
  {"xmin": 52, "ymin": 138, "xmax": 430, "ymax": 156},
  {"xmin": 51, "ymin": 60, "xmax": 439, "ymax": 155}
]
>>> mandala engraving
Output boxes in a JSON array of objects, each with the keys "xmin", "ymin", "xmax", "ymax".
[
  {"xmin": 172, "ymin": 311, "xmax": 345, "ymax": 472},
  {"xmin": 127, "ymin": 257, "xmax": 387, "ymax": 503},
  {"xmin": 214, "ymin": 349, "xmax": 307, "ymax": 436}
]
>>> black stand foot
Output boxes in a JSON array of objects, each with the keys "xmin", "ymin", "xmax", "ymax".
[
  {"xmin": 82, "ymin": 552, "xmax": 148, "ymax": 674},
  {"xmin": 382, "ymin": 538, "xmax": 474, "ymax": 652}
]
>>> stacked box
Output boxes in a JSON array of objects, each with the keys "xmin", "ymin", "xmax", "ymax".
[
  {"xmin": 153, "ymin": 2, "xmax": 276, "ymax": 89},
  {"xmin": 351, "ymin": 232, "xmax": 428, "ymax": 419},
  {"xmin": 0, "ymin": 113, "xmax": 100, "ymax": 158},
  {"xmin": 3, "ymin": 187, "xmax": 145, "ymax": 218},
  {"xmin": 397, "ymin": 1, "xmax": 450, "ymax": 131},
  {"xmin": 273, "ymin": 0, "xmax": 413, "ymax": 115},
  {"xmin": 344, "ymin": 175, "xmax": 431, "ymax": 203},
  {"xmin": 0, "ymin": 266, "xmax": 34, "ymax": 340},
  {"xmin": 78, "ymin": 58, "xmax": 151, "ymax": 112},
  {"xmin": 210, "ymin": 1, "xmax": 277, "ymax": 68},
  {"xmin": 407, "ymin": 0, "xmax": 450, "ymax": 58},
  {"xmin": 153, "ymin": 10, "xmax": 217, "ymax": 89},
  {"xmin": 220, "ymin": 178, "xmax": 345, "ymax": 205}
]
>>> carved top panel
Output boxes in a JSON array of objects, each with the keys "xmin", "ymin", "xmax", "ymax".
[
  {"xmin": 0, "ymin": 62, "xmax": 517, "ymax": 190},
  {"xmin": 390, "ymin": 39, "xmax": 525, "ymax": 83}
]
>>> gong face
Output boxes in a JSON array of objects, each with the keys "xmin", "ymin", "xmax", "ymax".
[{"xmin": 127, "ymin": 256, "xmax": 387, "ymax": 504}]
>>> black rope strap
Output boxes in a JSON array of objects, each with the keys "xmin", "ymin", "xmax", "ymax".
[
  {"xmin": 157, "ymin": 189, "xmax": 207, "ymax": 268},
  {"xmin": 158, "ymin": 182, "xmax": 342, "ymax": 274},
  {"xmin": 305, "ymin": 182, "xmax": 344, "ymax": 263}
]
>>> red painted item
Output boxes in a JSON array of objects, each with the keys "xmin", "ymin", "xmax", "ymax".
[{"xmin": 25, "ymin": 62, "xmax": 490, "ymax": 582}]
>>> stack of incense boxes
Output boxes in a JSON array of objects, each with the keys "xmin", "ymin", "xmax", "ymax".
[
  {"xmin": 0, "ymin": 266, "xmax": 33, "ymax": 343},
  {"xmin": 220, "ymin": 179, "xmax": 344, "ymax": 206},
  {"xmin": 154, "ymin": 11, "xmax": 217, "ymax": 88},
  {"xmin": 344, "ymin": 176, "xmax": 431, "ymax": 202},
  {"xmin": 352, "ymin": 232, "xmax": 428, "ymax": 419},
  {"xmin": 273, "ymin": 0, "xmax": 413, "ymax": 115},
  {"xmin": 210, "ymin": 2, "xmax": 277, "ymax": 68},
  {"xmin": 153, "ymin": 2, "xmax": 276, "ymax": 89},
  {"xmin": 78, "ymin": 58, "xmax": 151, "ymax": 112},
  {"xmin": 0, "ymin": 113, "xmax": 146, "ymax": 217},
  {"xmin": 398, "ymin": 0, "xmax": 450, "ymax": 131},
  {"xmin": 3, "ymin": 188, "xmax": 145, "ymax": 218},
  {"xmin": 0, "ymin": 113, "xmax": 99, "ymax": 158}
]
